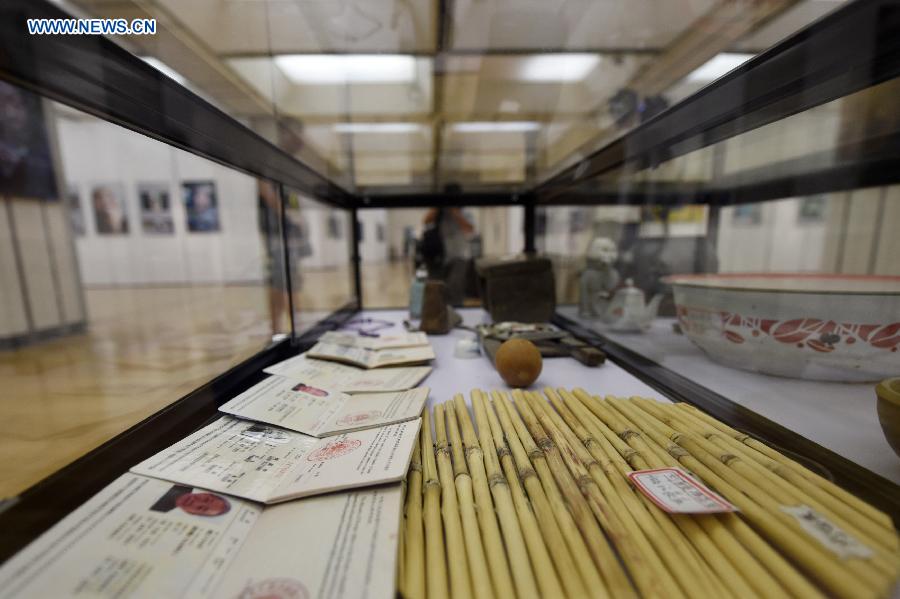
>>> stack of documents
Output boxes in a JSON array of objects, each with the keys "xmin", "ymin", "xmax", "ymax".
[
  {"xmin": 0, "ymin": 474, "xmax": 400, "ymax": 599},
  {"xmin": 0, "ymin": 330, "xmax": 433, "ymax": 599},
  {"xmin": 219, "ymin": 375, "xmax": 428, "ymax": 437},
  {"xmin": 265, "ymin": 353, "xmax": 432, "ymax": 393},
  {"xmin": 307, "ymin": 330, "xmax": 436, "ymax": 369}
]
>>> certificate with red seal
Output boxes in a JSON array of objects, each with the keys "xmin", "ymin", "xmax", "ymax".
[
  {"xmin": 0, "ymin": 476, "xmax": 402, "ymax": 599},
  {"xmin": 264, "ymin": 354, "xmax": 432, "ymax": 393},
  {"xmin": 218, "ymin": 375, "xmax": 428, "ymax": 437},
  {"xmin": 0, "ymin": 473, "xmax": 261, "ymax": 598},
  {"xmin": 129, "ymin": 416, "xmax": 420, "ymax": 504}
]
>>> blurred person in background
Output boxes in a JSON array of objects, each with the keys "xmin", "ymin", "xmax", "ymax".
[{"xmin": 421, "ymin": 207, "xmax": 474, "ymax": 305}]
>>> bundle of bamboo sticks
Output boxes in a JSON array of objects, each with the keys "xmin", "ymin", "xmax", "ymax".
[{"xmin": 397, "ymin": 389, "xmax": 900, "ymax": 599}]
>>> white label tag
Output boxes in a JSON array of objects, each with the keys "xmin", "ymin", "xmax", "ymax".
[
  {"xmin": 780, "ymin": 505, "xmax": 874, "ymax": 560},
  {"xmin": 628, "ymin": 468, "xmax": 738, "ymax": 514}
]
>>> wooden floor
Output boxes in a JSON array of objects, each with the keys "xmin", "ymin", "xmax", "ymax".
[{"xmin": 0, "ymin": 261, "xmax": 410, "ymax": 498}]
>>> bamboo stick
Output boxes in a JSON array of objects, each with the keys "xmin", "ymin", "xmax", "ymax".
[
  {"xmin": 433, "ymin": 403, "xmax": 474, "ymax": 599},
  {"xmin": 673, "ymin": 401, "xmax": 899, "ymax": 554},
  {"xmin": 445, "ymin": 400, "xmax": 495, "ymax": 599},
  {"xmin": 511, "ymin": 390, "xmax": 637, "ymax": 598},
  {"xmin": 607, "ymin": 396, "xmax": 816, "ymax": 598},
  {"xmin": 575, "ymin": 389, "xmax": 677, "ymax": 469},
  {"xmin": 620, "ymin": 396, "xmax": 894, "ymax": 593},
  {"xmin": 609, "ymin": 396, "xmax": 874, "ymax": 599},
  {"xmin": 678, "ymin": 402, "xmax": 896, "ymax": 535},
  {"xmin": 574, "ymin": 389, "xmax": 827, "ymax": 599},
  {"xmin": 421, "ymin": 410, "xmax": 449, "ymax": 599},
  {"xmin": 482, "ymin": 391, "xmax": 566, "ymax": 599},
  {"xmin": 550, "ymin": 388, "xmax": 723, "ymax": 599},
  {"xmin": 450, "ymin": 394, "xmax": 517, "ymax": 599},
  {"xmin": 405, "ymin": 433, "xmax": 426, "ymax": 599},
  {"xmin": 641, "ymin": 398, "xmax": 899, "ymax": 566},
  {"xmin": 570, "ymin": 391, "xmax": 765, "ymax": 596},
  {"xmin": 562, "ymin": 389, "xmax": 738, "ymax": 599},
  {"xmin": 527, "ymin": 390, "xmax": 683, "ymax": 599},
  {"xmin": 467, "ymin": 390, "xmax": 539, "ymax": 599},
  {"xmin": 492, "ymin": 392, "xmax": 601, "ymax": 599},
  {"xmin": 397, "ymin": 474, "xmax": 407, "ymax": 598}
]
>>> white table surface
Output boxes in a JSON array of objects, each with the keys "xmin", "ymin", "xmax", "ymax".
[
  {"xmin": 353, "ymin": 309, "xmax": 662, "ymax": 408},
  {"xmin": 558, "ymin": 306, "xmax": 900, "ymax": 485}
]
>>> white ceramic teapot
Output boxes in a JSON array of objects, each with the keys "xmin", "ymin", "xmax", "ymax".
[{"xmin": 603, "ymin": 279, "xmax": 663, "ymax": 332}]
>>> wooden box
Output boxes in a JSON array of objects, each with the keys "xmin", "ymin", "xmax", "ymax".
[{"xmin": 475, "ymin": 255, "xmax": 556, "ymax": 323}]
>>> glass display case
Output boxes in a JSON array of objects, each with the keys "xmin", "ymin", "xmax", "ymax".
[{"xmin": 1, "ymin": 0, "xmax": 899, "ymax": 596}]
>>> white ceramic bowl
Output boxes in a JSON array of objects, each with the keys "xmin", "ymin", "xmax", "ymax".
[{"xmin": 665, "ymin": 274, "xmax": 900, "ymax": 382}]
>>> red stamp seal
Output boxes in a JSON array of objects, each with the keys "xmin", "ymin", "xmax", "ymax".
[
  {"xmin": 236, "ymin": 578, "xmax": 308, "ymax": 599},
  {"xmin": 292, "ymin": 382, "xmax": 329, "ymax": 397},
  {"xmin": 175, "ymin": 492, "xmax": 230, "ymax": 517},
  {"xmin": 308, "ymin": 438, "xmax": 362, "ymax": 461},
  {"xmin": 336, "ymin": 410, "xmax": 381, "ymax": 427}
]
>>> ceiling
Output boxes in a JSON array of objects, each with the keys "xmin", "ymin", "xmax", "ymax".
[{"xmin": 62, "ymin": 0, "xmax": 847, "ymax": 194}]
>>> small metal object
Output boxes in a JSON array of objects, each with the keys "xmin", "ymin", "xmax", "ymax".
[
  {"xmin": 342, "ymin": 317, "xmax": 393, "ymax": 337},
  {"xmin": 477, "ymin": 322, "xmax": 606, "ymax": 367}
]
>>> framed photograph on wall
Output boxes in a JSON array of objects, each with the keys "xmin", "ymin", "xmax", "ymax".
[
  {"xmin": 65, "ymin": 184, "xmax": 84, "ymax": 236},
  {"xmin": 732, "ymin": 203, "xmax": 763, "ymax": 226},
  {"xmin": 138, "ymin": 182, "xmax": 174, "ymax": 234},
  {"xmin": 797, "ymin": 196, "xmax": 827, "ymax": 224},
  {"xmin": 327, "ymin": 214, "xmax": 342, "ymax": 239},
  {"xmin": 182, "ymin": 180, "xmax": 219, "ymax": 232},
  {"xmin": 91, "ymin": 183, "xmax": 129, "ymax": 234}
]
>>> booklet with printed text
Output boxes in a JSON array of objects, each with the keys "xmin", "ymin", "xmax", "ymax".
[
  {"xmin": 0, "ymin": 473, "xmax": 400, "ymax": 599},
  {"xmin": 130, "ymin": 416, "xmax": 420, "ymax": 504},
  {"xmin": 307, "ymin": 342, "xmax": 435, "ymax": 369},
  {"xmin": 219, "ymin": 375, "xmax": 428, "ymax": 437},
  {"xmin": 264, "ymin": 354, "xmax": 432, "ymax": 392},
  {"xmin": 320, "ymin": 330, "xmax": 430, "ymax": 350}
]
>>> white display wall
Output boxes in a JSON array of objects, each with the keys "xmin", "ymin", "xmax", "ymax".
[
  {"xmin": 717, "ymin": 187, "xmax": 900, "ymax": 275},
  {"xmin": 57, "ymin": 115, "xmax": 267, "ymax": 286}
]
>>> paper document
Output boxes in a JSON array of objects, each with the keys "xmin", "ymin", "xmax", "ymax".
[
  {"xmin": 307, "ymin": 342, "xmax": 435, "ymax": 369},
  {"xmin": 0, "ymin": 473, "xmax": 260, "ymax": 599},
  {"xmin": 264, "ymin": 354, "xmax": 432, "ymax": 392},
  {"xmin": 130, "ymin": 416, "xmax": 420, "ymax": 504},
  {"xmin": 320, "ymin": 330, "xmax": 429, "ymax": 350},
  {"xmin": 219, "ymin": 375, "xmax": 428, "ymax": 437},
  {"xmin": 211, "ymin": 484, "xmax": 402, "ymax": 599},
  {"xmin": 0, "ymin": 474, "xmax": 402, "ymax": 599}
]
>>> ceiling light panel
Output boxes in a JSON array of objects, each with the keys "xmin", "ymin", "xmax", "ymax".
[
  {"xmin": 450, "ymin": 122, "xmax": 541, "ymax": 133},
  {"xmin": 334, "ymin": 123, "xmax": 424, "ymax": 134},
  {"xmin": 516, "ymin": 54, "xmax": 601, "ymax": 82},
  {"xmin": 275, "ymin": 54, "xmax": 418, "ymax": 84}
]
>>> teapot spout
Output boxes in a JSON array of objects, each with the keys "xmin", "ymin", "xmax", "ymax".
[{"xmin": 645, "ymin": 294, "xmax": 664, "ymax": 321}]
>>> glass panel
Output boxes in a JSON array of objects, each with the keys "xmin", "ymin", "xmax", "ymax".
[
  {"xmin": 574, "ymin": 76, "xmax": 900, "ymax": 200},
  {"xmin": 539, "ymin": 187, "xmax": 900, "ymax": 482},
  {"xmin": 0, "ymin": 83, "xmax": 286, "ymax": 497},
  {"xmin": 58, "ymin": 0, "xmax": 848, "ymax": 195}
]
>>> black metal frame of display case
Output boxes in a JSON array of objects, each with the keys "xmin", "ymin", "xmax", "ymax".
[{"xmin": 2, "ymin": 0, "xmax": 900, "ymax": 558}]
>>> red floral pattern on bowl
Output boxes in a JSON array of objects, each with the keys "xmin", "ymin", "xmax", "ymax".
[
  {"xmin": 668, "ymin": 274, "xmax": 900, "ymax": 382},
  {"xmin": 712, "ymin": 312, "xmax": 900, "ymax": 354}
]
